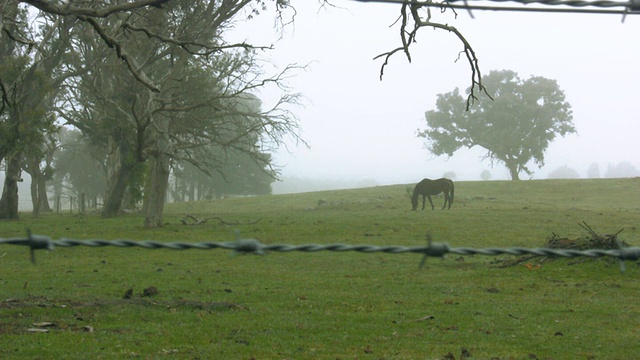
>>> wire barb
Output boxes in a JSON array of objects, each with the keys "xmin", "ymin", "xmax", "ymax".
[
  {"xmin": 232, "ymin": 238, "xmax": 265, "ymax": 255},
  {"xmin": 419, "ymin": 234, "xmax": 450, "ymax": 269},
  {"xmin": 5, "ymin": 231, "xmax": 55, "ymax": 264}
]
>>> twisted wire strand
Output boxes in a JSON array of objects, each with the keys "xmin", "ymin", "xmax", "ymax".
[
  {"xmin": 2, "ymin": 235, "xmax": 639, "ymax": 266},
  {"xmin": 353, "ymin": 0, "xmax": 640, "ymax": 14},
  {"xmin": 448, "ymin": 0, "xmax": 630, "ymax": 8}
]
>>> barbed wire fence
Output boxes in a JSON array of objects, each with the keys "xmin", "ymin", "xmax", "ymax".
[
  {"xmin": 354, "ymin": 0, "xmax": 640, "ymax": 16},
  {"xmin": 2, "ymin": 231, "xmax": 639, "ymax": 273}
]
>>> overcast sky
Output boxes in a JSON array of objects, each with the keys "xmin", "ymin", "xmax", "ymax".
[{"xmin": 231, "ymin": 1, "xmax": 640, "ymax": 189}]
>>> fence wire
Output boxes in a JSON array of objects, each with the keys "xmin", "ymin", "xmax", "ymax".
[
  {"xmin": 1, "ymin": 232, "xmax": 639, "ymax": 272},
  {"xmin": 354, "ymin": 0, "xmax": 640, "ymax": 15}
]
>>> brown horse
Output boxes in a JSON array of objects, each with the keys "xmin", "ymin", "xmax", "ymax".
[{"xmin": 411, "ymin": 178, "xmax": 454, "ymax": 210}]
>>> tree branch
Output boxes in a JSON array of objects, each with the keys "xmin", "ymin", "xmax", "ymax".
[
  {"xmin": 122, "ymin": 23, "xmax": 273, "ymax": 56},
  {"xmin": 81, "ymin": 16, "xmax": 160, "ymax": 93},
  {"xmin": 374, "ymin": 1, "xmax": 492, "ymax": 110},
  {"xmin": 20, "ymin": 0, "xmax": 172, "ymax": 18}
]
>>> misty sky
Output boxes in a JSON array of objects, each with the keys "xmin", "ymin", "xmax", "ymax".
[{"xmin": 232, "ymin": 2, "xmax": 639, "ymax": 188}]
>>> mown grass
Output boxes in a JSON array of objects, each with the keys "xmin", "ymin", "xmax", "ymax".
[{"xmin": 0, "ymin": 178, "xmax": 639, "ymax": 359}]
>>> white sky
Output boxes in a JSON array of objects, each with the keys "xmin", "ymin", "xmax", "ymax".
[{"xmin": 230, "ymin": 1, "xmax": 640, "ymax": 188}]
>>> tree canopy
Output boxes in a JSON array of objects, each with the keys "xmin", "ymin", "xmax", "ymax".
[{"xmin": 418, "ymin": 70, "xmax": 575, "ymax": 180}]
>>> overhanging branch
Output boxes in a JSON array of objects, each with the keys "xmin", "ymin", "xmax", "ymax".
[
  {"xmin": 374, "ymin": 0, "xmax": 492, "ymax": 110},
  {"xmin": 20, "ymin": 0, "xmax": 172, "ymax": 18}
]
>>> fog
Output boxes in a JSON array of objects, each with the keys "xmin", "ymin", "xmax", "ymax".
[{"xmin": 230, "ymin": 2, "xmax": 640, "ymax": 193}]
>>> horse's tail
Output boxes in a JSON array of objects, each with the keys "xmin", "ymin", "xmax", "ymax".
[{"xmin": 450, "ymin": 180, "xmax": 455, "ymax": 205}]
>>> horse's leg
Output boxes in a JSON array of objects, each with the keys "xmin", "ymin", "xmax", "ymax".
[
  {"xmin": 421, "ymin": 195, "xmax": 426, "ymax": 210},
  {"xmin": 427, "ymin": 195, "xmax": 435, "ymax": 210},
  {"xmin": 441, "ymin": 191, "xmax": 449, "ymax": 209}
]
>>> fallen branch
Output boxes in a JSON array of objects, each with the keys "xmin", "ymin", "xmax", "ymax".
[
  {"xmin": 180, "ymin": 214, "xmax": 262, "ymax": 226},
  {"xmin": 495, "ymin": 222, "xmax": 626, "ymax": 268}
]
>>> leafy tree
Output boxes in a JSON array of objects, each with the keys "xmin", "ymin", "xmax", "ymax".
[
  {"xmin": 0, "ymin": 4, "xmax": 69, "ymax": 218},
  {"xmin": 170, "ymin": 149, "xmax": 274, "ymax": 202},
  {"xmin": 604, "ymin": 161, "xmax": 639, "ymax": 178},
  {"xmin": 586, "ymin": 163, "xmax": 600, "ymax": 178},
  {"xmin": 50, "ymin": 128, "xmax": 107, "ymax": 208},
  {"xmin": 418, "ymin": 70, "xmax": 575, "ymax": 180},
  {"xmin": 442, "ymin": 171, "xmax": 456, "ymax": 180},
  {"xmin": 53, "ymin": 0, "xmax": 301, "ymax": 227},
  {"xmin": 547, "ymin": 165, "xmax": 579, "ymax": 179},
  {"xmin": 480, "ymin": 170, "xmax": 491, "ymax": 181}
]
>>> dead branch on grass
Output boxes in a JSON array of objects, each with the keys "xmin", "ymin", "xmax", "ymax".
[
  {"xmin": 180, "ymin": 214, "xmax": 262, "ymax": 226},
  {"xmin": 496, "ymin": 222, "xmax": 626, "ymax": 268}
]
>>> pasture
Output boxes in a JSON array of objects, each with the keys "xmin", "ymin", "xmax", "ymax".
[{"xmin": 0, "ymin": 178, "xmax": 639, "ymax": 359}]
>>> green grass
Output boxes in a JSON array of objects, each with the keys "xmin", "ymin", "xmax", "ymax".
[{"xmin": 1, "ymin": 178, "xmax": 639, "ymax": 359}]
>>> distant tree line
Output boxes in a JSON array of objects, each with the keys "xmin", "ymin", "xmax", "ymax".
[
  {"xmin": 548, "ymin": 162, "xmax": 639, "ymax": 179},
  {"xmin": 49, "ymin": 127, "xmax": 274, "ymax": 212}
]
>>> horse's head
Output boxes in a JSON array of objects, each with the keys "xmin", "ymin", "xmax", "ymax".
[{"xmin": 411, "ymin": 195, "xmax": 418, "ymax": 211}]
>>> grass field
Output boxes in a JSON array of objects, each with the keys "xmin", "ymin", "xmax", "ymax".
[{"xmin": 1, "ymin": 178, "xmax": 639, "ymax": 359}]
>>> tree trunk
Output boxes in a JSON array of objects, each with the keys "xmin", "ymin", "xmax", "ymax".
[
  {"xmin": 188, "ymin": 181, "xmax": 195, "ymax": 202},
  {"xmin": 102, "ymin": 140, "xmax": 137, "ymax": 218},
  {"xmin": 504, "ymin": 157, "xmax": 521, "ymax": 181},
  {"xmin": 143, "ymin": 154, "xmax": 170, "ymax": 228},
  {"xmin": 143, "ymin": 118, "xmax": 170, "ymax": 228},
  {"xmin": 0, "ymin": 156, "xmax": 22, "ymax": 219},
  {"xmin": 38, "ymin": 175, "xmax": 52, "ymax": 212},
  {"xmin": 102, "ymin": 163, "xmax": 136, "ymax": 218},
  {"xmin": 509, "ymin": 166, "xmax": 521, "ymax": 181},
  {"xmin": 26, "ymin": 155, "xmax": 51, "ymax": 216},
  {"xmin": 30, "ymin": 171, "xmax": 40, "ymax": 217}
]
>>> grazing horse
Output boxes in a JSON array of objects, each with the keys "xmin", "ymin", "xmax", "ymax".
[{"xmin": 411, "ymin": 178, "xmax": 454, "ymax": 210}]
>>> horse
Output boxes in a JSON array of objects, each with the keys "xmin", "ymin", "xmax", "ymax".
[{"xmin": 411, "ymin": 178, "xmax": 454, "ymax": 210}]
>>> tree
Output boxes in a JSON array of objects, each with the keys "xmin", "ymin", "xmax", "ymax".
[
  {"xmin": 442, "ymin": 171, "xmax": 456, "ymax": 180},
  {"xmin": 586, "ymin": 163, "xmax": 600, "ymax": 178},
  {"xmin": 604, "ymin": 162, "xmax": 639, "ymax": 178},
  {"xmin": 50, "ymin": 128, "xmax": 108, "ymax": 209},
  {"xmin": 548, "ymin": 165, "xmax": 579, "ymax": 179},
  {"xmin": 418, "ymin": 70, "xmax": 575, "ymax": 180},
  {"xmin": 53, "ymin": 0, "xmax": 302, "ymax": 227},
  {"xmin": 0, "ymin": 4, "xmax": 69, "ymax": 219}
]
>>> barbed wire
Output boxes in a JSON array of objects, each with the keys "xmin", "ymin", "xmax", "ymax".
[
  {"xmin": 353, "ymin": 0, "xmax": 640, "ymax": 15},
  {"xmin": 1, "ymin": 232, "xmax": 639, "ymax": 272}
]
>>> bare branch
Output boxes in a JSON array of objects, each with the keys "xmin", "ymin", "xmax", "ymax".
[
  {"xmin": 122, "ymin": 23, "xmax": 273, "ymax": 56},
  {"xmin": 374, "ymin": 1, "xmax": 492, "ymax": 109},
  {"xmin": 20, "ymin": 0, "xmax": 172, "ymax": 18},
  {"xmin": 81, "ymin": 16, "xmax": 160, "ymax": 93}
]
